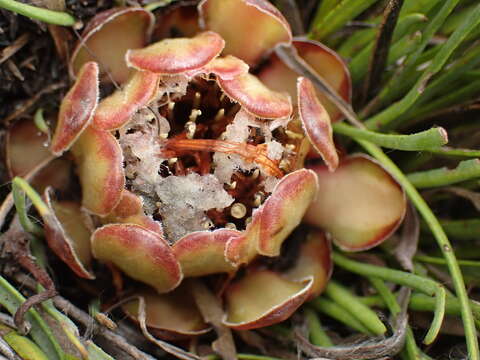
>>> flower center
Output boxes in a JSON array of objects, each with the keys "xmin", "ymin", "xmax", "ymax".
[{"xmin": 120, "ymin": 76, "xmax": 294, "ymax": 242}]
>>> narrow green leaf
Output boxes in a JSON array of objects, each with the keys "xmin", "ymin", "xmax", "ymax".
[
  {"xmin": 359, "ymin": 292, "xmax": 480, "ymax": 319},
  {"xmin": 333, "ymin": 253, "xmax": 438, "ymax": 295},
  {"xmin": 354, "ymin": 140, "xmax": 479, "ymax": 360},
  {"xmin": 0, "ymin": 0, "xmax": 77, "ymax": 26},
  {"xmin": 339, "ymin": 12, "xmax": 426, "ymax": 58},
  {"xmin": 12, "ymin": 179, "xmax": 44, "ymax": 237},
  {"xmin": 333, "ymin": 122, "xmax": 448, "ymax": 151},
  {"xmin": 309, "ymin": 297, "xmax": 371, "ymax": 334},
  {"xmin": 34, "ymin": 109, "xmax": 49, "ymax": 135},
  {"xmin": 425, "ymin": 146, "xmax": 480, "ymax": 158},
  {"xmin": 311, "ymin": 0, "xmax": 341, "ymax": 26},
  {"xmin": 426, "ymin": 219, "xmax": 480, "ymax": 240},
  {"xmin": 360, "ymin": 45, "xmax": 441, "ymax": 118},
  {"xmin": 407, "ymin": 159, "xmax": 480, "ymax": 188},
  {"xmin": 12, "ymin": 177, "xmax": 49, "ymax": 217},
  {"xmin": 325, "ymin": 281, "xmax": 387, "ymax": 335},
  {"xmin": 3, "ymin": 330, "xmax": 49, "ymax": 360},
  {"xmin": 309, "ymin": 0, "xmax": 382, "ymax": 40},
  {"xmin": 350, "ymin": 31, "xmax": 422, "ymax": 83},
  {"xmin": 416, "ymin": 255, "xmax": 480, "ymax": 267},
  {"xmin": 399, "ymin": 0, "xmax": 442, "ymax": 16},
  {"xmin": 407, "ymin": 80, "xmax": 480, "ymax": 123},
  {"xmin": 441, "ymin": 3, "xmax": 478, "ymax": 35},
  {"xmin": 338, "ymin": 27, "xmax": 377, "ymax": 58},
  {"xmin": 0, "ymin": 276, "xmax": 64, "ymax": 360},
  {"xmin": 87, "ymin": 342, "xmax": 115, "ymax": 360},
  {"xmin": 369, "ymin": 278, "xmax": 421, "ymax": 360},
  {"xmin": 389, "ymin": 44, "xmax": 480, "ymax": 126},
  {"xmin": 423, "ymin": 285, "xmax": 446, "ymax": 344},
  {"xmin": 304, "ymin": 307, "xmax": 333, "ymax": 347},
  {"xmin": 365, "ymin": 2, "xmax": 480, "ymax": 130}
]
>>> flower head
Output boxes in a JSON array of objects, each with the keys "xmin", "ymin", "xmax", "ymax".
[{"xmin": 7, "ymin": 0, "xmax": 407, "ymax": 337}]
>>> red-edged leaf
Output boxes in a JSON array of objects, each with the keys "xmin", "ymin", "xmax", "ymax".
[
  {"xmin": 70, "ymin": 7, "xmax": 154, "ymax": 84},
  {"xmin": 173, "ymin": 229, "xmax": 240, "ymax": 277},
  {"xmin": 92, "ymin": 224, "xmax": 182, "ymax": 293},
  {"xmin": 258, "ymin": 39, "xmax": 352, "ymax": 122},
  {"xmin": 123, "ymin": 285, "xmax": 210, "ymax": 339},
  {"xmin": 305, "ymin": 155, "xmax": 406, "ymax": 251},
  {"xmin": 126, "ymin": 31, "xmax": 224, "ymax": 74},
  {"xmin": 198, "ymin": 0, "xmax": 292, "ymax": 66},
  {"xmin": 43, "ymin": 189, "xmax": 94, "ymax": 279},
  {"xmin": 226, "ymin": 169, "xmax": 318, "ymax": 265},
  {"xmin": 6, "ymin": 119, "xmax": 51, "ymax": 177},
  {"xmin": 51, "ymin": 61, "xmax": 99, "ymax": 155},
  {"xmin": 297, "ymin": 77, "xmax": 338, "ymax": 171},
  {"xmin": 71, "ymin": 127, "xmax": 124, "ymax": 216},
  {"xmin": 218, "ymin": 72, "xmax": 292, "ymax": 119},
  {"xmin": 92, "ymin": 70, "xmax": 159, "ymax": 130},
  {"xmin": 223, "ymin": 270, "xmax": 312, "ymax": 330},
  {"xmin": 284, "ymin": 229, "xmax": 332, "ymax": 298}
]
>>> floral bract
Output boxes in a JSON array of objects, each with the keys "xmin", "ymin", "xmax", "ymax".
[{"xmin": 9, "ymin": 0, "xmax": 408, "ymax": 338}]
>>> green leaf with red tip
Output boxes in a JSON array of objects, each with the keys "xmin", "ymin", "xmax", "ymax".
[
  {"xmin": 71, "ymin": 127, "xmax": 124, "ymax": 216},
  {"xmin": 226, "ymin": 169, "xmax": 318, "ymax": 265},
  {"xmin": 126, "ymin": 31, "xmax": 225, "ymax": 74},
  {"xmin": 223, "ymin": 269, "xmax": 313, "ymax": 330},
  {"xmin": 6, "ymin": 119, "xmax": 51, "ymax": 177},
  {"xmin": 198, "ymin": 0, "xmax": 292, "ymax": 66},
  {"xmin": 173, "ymin": 229, "xmax": 240, "ymax": 277},
  {"xmin": 51, "ymin": 62, "xmax": 99, "ymax": 156},
  {"xmin": 218, "ymin": 72, "xmax": 292, "ymax": 119},
  {"xmin": 297, "ymin": 77, "xmax": 338, "ymax": 171},
  {"xmin": 43, "ymin": 188, "xmax": 94, "ymax": 279},
  {"xmin": 258, "ymin": 39, "xmax": 352, "ymax": 122},
  {"xmin": 123, "ymin": 286, "xmax": 210, "ymax": 340},
  {"xmin": 91, "ymin": 224, "xmax": 182, "ymax": 293},
  {"xmin": 71, "ymin": 7, "xmax": 154, "ymax": 84},
  {"xmin": 304, "ymin": 155, "xmax": 407, "ymax": 251},
  {"xmin": 284, "ymin": 230, "xmax": 332, "ymax": 299},
  {"xmin": 102, "ymin": 190, "xmax": 163, "ymax": 235},
  {"xmin": 92, "ymin": 70, "xmax": 159, "ymax": 130}
]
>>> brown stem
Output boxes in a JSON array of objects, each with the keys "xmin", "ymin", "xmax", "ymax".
[
  {"xmin": 361, "ymin": 0, "xmax": 404, "ymax": 105},
  {"xmin": 1, "ymin": 220, "xmax": 57, "ymax": 333}
]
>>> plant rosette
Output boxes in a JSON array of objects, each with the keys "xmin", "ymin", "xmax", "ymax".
[{"xmin": 7, "ymin": 0, "xmax": 407, "ymax": 337}]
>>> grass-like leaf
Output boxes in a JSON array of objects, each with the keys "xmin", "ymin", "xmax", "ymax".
[
  {"xmin": 333, "ymin": 122, "xmax": 448, "ymax": 150},
  {"xmin": 364, "ymin": 2, "xmax": 480, "ymax": 130},
  {"xmin": 0, "ymin": 276, "xmax": 64, "ymax": 360}
]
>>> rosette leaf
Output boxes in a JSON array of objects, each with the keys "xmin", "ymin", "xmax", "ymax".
[
  {"xmin": 43, "ymin": 188, "xmax": 94, "ymax": 279},
  {"xmin": 71, "ymin": 7, "xmax": 154, "ymax": 83},
  {"xmin": 126, "ymin": 31, "xmax": 225, "ymax": 74},
  {"xmin": 123, "ymin": 286, "xmax": 210, "ymax": 340},
  {"xmin": 258, "ymin": 40, "xmax": 351, "ymax": 122},
  {"xmin": 51, "ymin": 61, "xmax": 99, "ymax": 156},
  {"xmin": 91, "ymin": 224, "xmax": 182, "ymax": 293},
  {"xmin": 71, "ymin": 127, "xmax": 124, "ymax": 216},
  {"xmin": 305, "ymin": 155, "xmax": 407, "ymax": 251},
  {"xmin": 199, "ymin": 0, "xmax": 292, "ymax": 66},
  {"xmin": 223, "ymin": 269, "xmax": 313, "ymax": 330}
]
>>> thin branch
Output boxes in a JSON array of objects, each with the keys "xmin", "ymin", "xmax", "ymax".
[
  {"xmin": 296, "ymin": 290, "xmax": 409, "ymax": 359},
  {"xmin": 14, "ymin": 273, "xmax": 156, "ymax": 360}
]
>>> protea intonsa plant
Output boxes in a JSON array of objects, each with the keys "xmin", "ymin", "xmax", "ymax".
[{"xmin": 6, "ymin": 0, "xmax": 407, "ymax": 338}]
